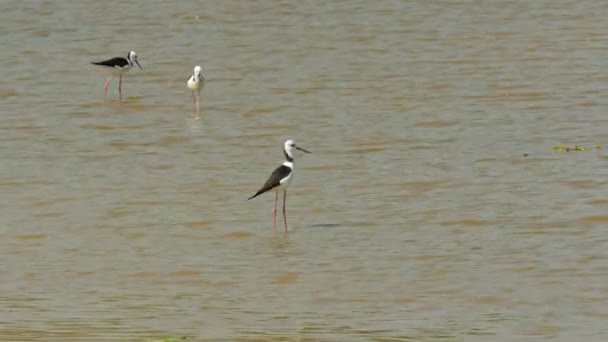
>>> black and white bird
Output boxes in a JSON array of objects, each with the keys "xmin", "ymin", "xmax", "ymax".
[
  {"xmin": 91, "ymin": 51, "xmax": 143, "ymax": 99},
  {"xmin": 248, "ymin": 139, "xmax": 311, "ymax": 232},
  {"xmin": 186, "ymin": 65, "xmax": 205, "ymax": 116}
]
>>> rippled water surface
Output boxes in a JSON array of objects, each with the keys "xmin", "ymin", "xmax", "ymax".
[{"xmin": 1, "ymin": 0, "xmax": 607, "ymax": 341}]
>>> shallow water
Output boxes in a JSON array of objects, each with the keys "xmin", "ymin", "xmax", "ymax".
[{"xmin": 0, "ymin": 0, "xmax": 607, "ymax": 341}]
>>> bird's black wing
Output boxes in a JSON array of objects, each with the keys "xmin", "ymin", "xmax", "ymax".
[
  {"xmin": 91, "ymin": 57, "xmax": 129, "ymax": 68},
  {"xmin": 248, "ymin": 165, "xmax": 291, "ymax": 200}
]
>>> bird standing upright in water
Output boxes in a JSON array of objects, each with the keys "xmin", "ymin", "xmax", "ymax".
[
  {"xmin": 186, "ymin": 65, "xmax": 205, "ymax": 117},
  {"xmin": 91, "ymin": 51, "xmax": 143, "ymax": 100},
  {"xmin": 248, "ymin": 139, "xmax": 311, "ymax": 232}
]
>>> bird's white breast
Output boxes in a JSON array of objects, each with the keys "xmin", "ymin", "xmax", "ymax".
[
  {"xmin": 187, "ymin": 75, "xmax": 204, "ymax": 91},
  {"xmin": 279, "ymin": 162, "xmax": 294, "ymax": 187},
  {"xmin": 110, "ymin": 65, "xmax": 132, "ymax": 76}
]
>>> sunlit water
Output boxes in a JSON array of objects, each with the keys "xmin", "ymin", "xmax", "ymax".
[{"xmin": 1, "ymin": 0, "xmax": 607, "ymax": 341}]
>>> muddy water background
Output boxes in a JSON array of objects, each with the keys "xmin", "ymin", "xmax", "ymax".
[{"xmin": 1, "ymin": 0, "xmax": 607, "ymax": 341}]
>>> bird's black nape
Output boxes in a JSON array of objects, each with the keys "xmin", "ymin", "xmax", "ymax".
[{"xmin": 283, "ymin": 149, "xmax": 293, "ymax": 162}]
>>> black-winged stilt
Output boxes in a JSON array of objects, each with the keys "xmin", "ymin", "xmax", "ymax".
[
  {"xmin": 91, "ymin": 51, "xmax": 142, "ymax": 99},
  {"xmin": 248, "ymin": 139, "xmax": 311, "ymax": 232},
  {"xmin": 186, "ymin": 65, "xmax": 205, "ymax": 116}
]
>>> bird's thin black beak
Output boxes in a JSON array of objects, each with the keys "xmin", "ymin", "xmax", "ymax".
[
  {"xmin": 135, "ymin": 60, "xmax": 143, "ymax": 70},
  {"xmin": 296, "ymin": 146, "xmax": 311, "ymax": 153}
]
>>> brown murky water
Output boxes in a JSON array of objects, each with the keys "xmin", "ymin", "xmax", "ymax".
[{"xmin": 1, "ymin": 0, "xmax": 607, "ymax": 341}]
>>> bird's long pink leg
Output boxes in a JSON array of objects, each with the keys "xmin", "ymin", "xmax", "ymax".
[
  {"xmin": 103, "ymin": 78, "xmax": 111, "ymax": 100},
  {"xmin": 118, "ymin": 75, "xmax": 123, "ymax": 99},
  {"xmin": 282, "ymin": 191, "xmax": 288, "ymax": 232},
  {"xmin": 273, "ymin": 192, "xmax": 278, "ymax": 232},
  {"xmin": 191, "ymin": 92, "xmax": 196, "ymax": 114},
  {"xmin": 195, "ymin": 91, "xmax": 201, "ymax": 115}
]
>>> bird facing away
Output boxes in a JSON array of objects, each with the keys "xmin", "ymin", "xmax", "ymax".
[
  {"xmin": 186, "ymin": 65, "xmax": 205, "ymax": 117},
  {"xmin": 248, "ymin": 139, "xmax": 311, "ymax": 232},
  {"xmin": 91, "ymin": 51, "xmax": 143, "ymax": 100}
]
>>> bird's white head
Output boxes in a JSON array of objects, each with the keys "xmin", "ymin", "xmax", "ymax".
[
  {"xmin": 283, "ymin": 139, "xmax": 311, "ymax": 161},
  {"xmin": 128, "ymin": 51, "xmax": 143, "ymax": 70},
  {"xmin": 194, "ymin": 65, "xmax": 202, "ymax": 75}
]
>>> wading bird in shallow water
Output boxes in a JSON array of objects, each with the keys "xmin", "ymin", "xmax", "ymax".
[
  {"xmin": 248, "ymin": 139, "xmax": 311, "ymax": 232},
  {"xmin": 186, "ymin": 65, "xmax": 205, "ymax": 117},
  {"xmin": 91, "ymin": 51, "xmax": 143, "ymax": 100}
]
